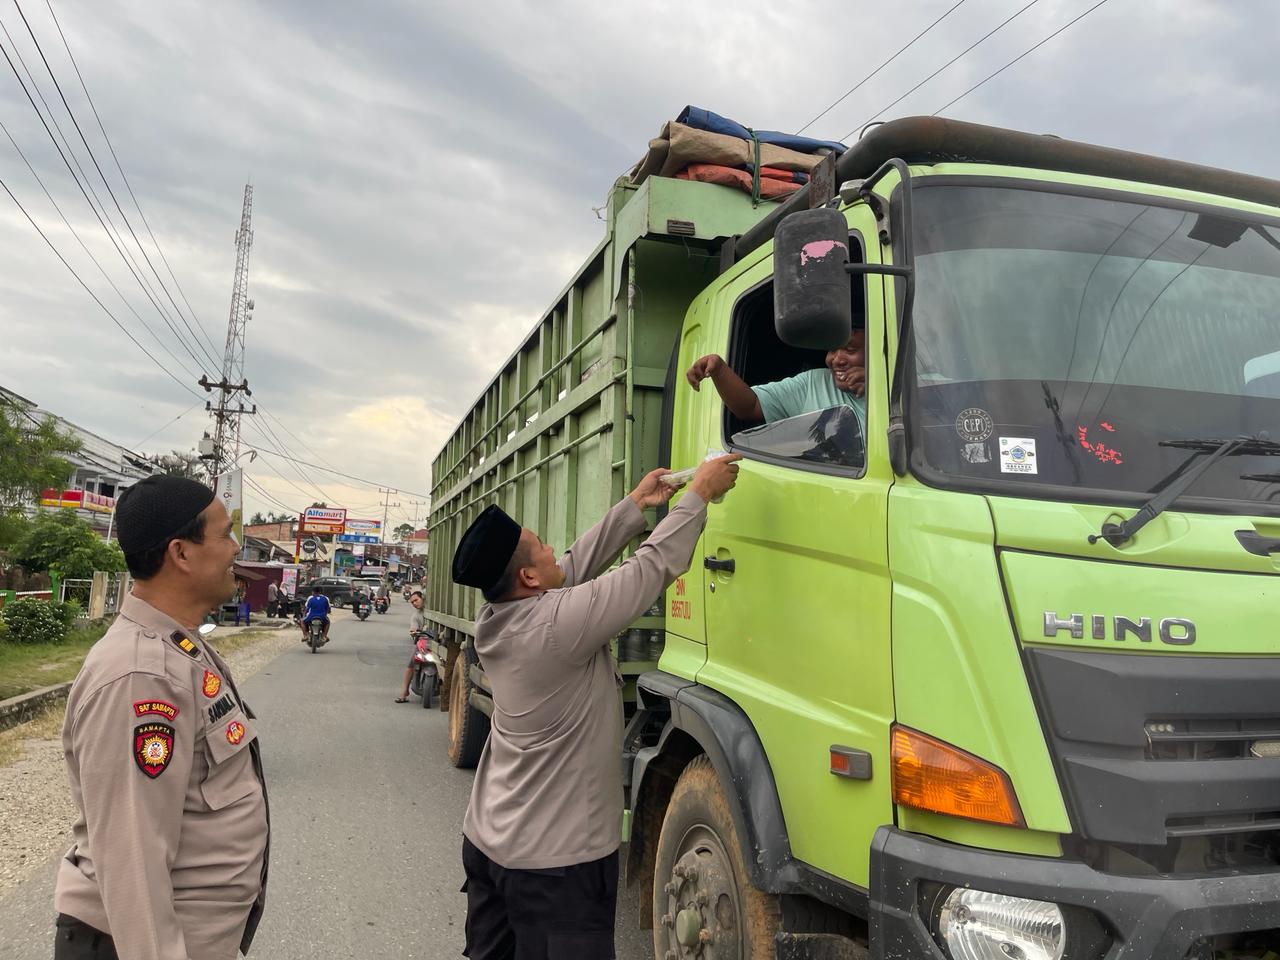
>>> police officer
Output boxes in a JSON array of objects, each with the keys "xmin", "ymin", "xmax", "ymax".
[
  {"xmin": 451, "ymin": 455, "xmax": 740, "ymax": 959},
  {"xmin": 54, "ymin": 475, "xmax": 270, "ymax": 960}
]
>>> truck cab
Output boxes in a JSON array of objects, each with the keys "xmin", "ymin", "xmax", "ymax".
[{"xmin": 631, "ymin": 123, "xmax": 1280, "ymax": 959}]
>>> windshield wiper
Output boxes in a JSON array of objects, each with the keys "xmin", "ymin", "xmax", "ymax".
[{"xmin": 1089, "ymin": 435, "xmax": 1280, "ymax": 547}]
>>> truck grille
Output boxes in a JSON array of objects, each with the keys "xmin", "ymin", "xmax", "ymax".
[{"xmin": 1024, "ymin": 648, "xmax": 1280, "ymax": 847}]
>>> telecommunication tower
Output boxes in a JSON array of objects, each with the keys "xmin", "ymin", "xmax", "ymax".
[{"xmin": 200, "ymin": 184, "xmax": 257, "ymax": 473}]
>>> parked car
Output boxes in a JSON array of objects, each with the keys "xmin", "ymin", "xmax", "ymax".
[{"xmin": 303, "ymin": 576, "xmax": 355, "ymax": 606}]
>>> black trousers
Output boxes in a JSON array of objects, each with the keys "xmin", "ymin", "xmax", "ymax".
[
  {"xmin": 54, "ymin": 915, "xmax": 117, "ymax": 959},
  {"xmin": 462, "ymin": 836, "xmax": 618, "ymax": 960}
]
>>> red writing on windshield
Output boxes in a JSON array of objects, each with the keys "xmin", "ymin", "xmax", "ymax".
[{"xmin": 1078, "ymin": 425, "xmax": 1124, "ymax": 465}]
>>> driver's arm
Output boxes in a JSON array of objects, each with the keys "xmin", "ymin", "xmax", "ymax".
[{"xmin": 686, "ymin": 355, "xmax": 764, "ymax": 423}]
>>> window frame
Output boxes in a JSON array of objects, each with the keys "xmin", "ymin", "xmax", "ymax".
[{"xmin": 722, "ymin": 229, "xmax": 871, "ymax": 481}]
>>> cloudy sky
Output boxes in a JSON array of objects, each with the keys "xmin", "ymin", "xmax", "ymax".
[{"xmin": 0, "ymin": 0, "xmax": 1272, "ymax": 527}]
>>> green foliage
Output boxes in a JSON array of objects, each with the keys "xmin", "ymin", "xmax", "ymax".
[
  {"xmin": 0, "ymin": 397, "xmax": 81, "ymax": 542},
  {"xmin": 394, "ymin": 522, "xmax": 415, "ymax": 542},
  {"xmin": 11, "ymin": 510, "xmax": 126, "ymax": 579},
  {"xmin": 51, "ymin": 599, "xmax": 81, "ymax": 631},
  {"xmin": 1, "ymin": 596, "xmax": 67, "ymax": 645}
]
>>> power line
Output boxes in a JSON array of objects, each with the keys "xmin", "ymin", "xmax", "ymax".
[
  {"xmin": 243, "ymin": 474, "xmax": 297, "ymax": 515},
  {"xmin": 130, "ymin": 399, "xmax": 203, "ymax": 449},
  {"xmin": 841, "ymin": 0, "xmax": 1041, "ymax": 141},
  {"xmin": 43, "ymin": 0, "xmax": 222, "ymax": 363},
  {"xmin": 0, "ymin": 27, "xmax": 215, "ymax": 377},
  {"xmin": 0, "ymin": 118, "xmax": 205, "ymax": 383},
  {"xmin": 248, "ymin": 413, "xmax": 336, "ymax": 504},
  {"xmin": 0, "ymin": 171, "xmax": 204, "ymax": 400},
  {"xmin": 250, "ymin": 447, "xmax": 433, "ymax": 501},
  {"xmin": 931, "ymin": 0, "xmax": 1112, "ymax": 116},
  {"xmin": 11, "ymin": 0, "xmax": 223, "ymax": 373},
  {"xmin": 796, "ymin": 0, "xmax": 969, "ymax": 135}
]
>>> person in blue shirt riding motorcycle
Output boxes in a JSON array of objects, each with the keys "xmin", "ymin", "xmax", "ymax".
[{"xmin": 300, "ymin": 584, "xmax": 331, "ymax": 643}]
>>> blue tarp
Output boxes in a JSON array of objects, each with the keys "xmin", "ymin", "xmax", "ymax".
[{"xmin": 677, "ymin": 105, "xmax": 846, "ymax": 156}]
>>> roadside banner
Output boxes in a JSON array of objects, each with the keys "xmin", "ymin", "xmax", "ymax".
[
  {"xmin": 216, "ymin": 468, "xmax": 245, "ymax": 550},
  {"xmin": 280, "ymin": 568, "xmax": 298, "ymax": 595}
]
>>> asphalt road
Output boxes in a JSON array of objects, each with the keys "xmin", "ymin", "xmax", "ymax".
[{"xmin": 0, "ymin": 600, "xmax": 652, "ymax": 959}]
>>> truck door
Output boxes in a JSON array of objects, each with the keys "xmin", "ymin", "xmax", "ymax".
[{"xmin": 696, "ymin": 212, "xmax": 895, "ymax": 889}]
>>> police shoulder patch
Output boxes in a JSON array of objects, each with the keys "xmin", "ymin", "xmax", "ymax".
[
  {"xmin": 133, "ymin": 722, "xmax": 175, "ymax": 778},
  {"xmin": 133, "ymin": 699, "xmax": 180, "ymax": 721},
  {"xmin": 226, "ymin": 721, "xmax": 246, "ymax": 745},
  {"xmin": 168, "ymin": 631, "xmax": 201, "ymax": 659}
]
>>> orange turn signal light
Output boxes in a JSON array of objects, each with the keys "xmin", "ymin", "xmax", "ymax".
[{"xmin": 891, "ymin": 725, "xmax": 1024, "ymax": 828}]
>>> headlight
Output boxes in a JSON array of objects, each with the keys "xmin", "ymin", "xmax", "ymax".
[{"xmin": 937, "ymin": 888, "xmax": 1065, "ymax": 960}]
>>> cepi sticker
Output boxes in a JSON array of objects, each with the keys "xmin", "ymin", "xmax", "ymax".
[{"xmin": 999, "ymin": 437, "xmax": 1038, "ymax": 474}]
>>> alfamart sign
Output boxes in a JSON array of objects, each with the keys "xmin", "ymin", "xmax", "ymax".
[{"xmin": 300, "ymin": 506, "xmax": 347, "ymax": 535}]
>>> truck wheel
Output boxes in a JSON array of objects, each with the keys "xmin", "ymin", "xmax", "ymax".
[
  {"xmin": 446, "ymin": 644, "xmax": 489, "ymax": 768},
  {"xmin": 653, "ymin": 755, "xmax": 780, "ymax": 960}
]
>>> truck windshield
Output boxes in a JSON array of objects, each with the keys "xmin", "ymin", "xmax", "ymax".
[{"xmin": 907, "ymin": 182, "xmax": 1280, "ymax": 512}]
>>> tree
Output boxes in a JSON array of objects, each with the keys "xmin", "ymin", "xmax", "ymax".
[
  {"xmin": 0, "ymin": 396, "xmax": 80, "ymax": 546},
  {"xmin": 393, "ymin": 522, "xmax": 415, "ymax": 542},
  {"xmin": 154, "ymin": 449, "xmax": 210, "ymax": 484},
  {"xmin": 12, "ymin": 509, "xmax": 126, "ymax": 579},
  {"xmin": 249, "ymin": 512, "xmax": 266, "ymax": 525}
]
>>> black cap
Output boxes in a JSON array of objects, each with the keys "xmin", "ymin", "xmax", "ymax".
[
  {"xmin": 115, "ymin": 475, "xmax": 216, "ymax": 556},
  {"xmin": 451, "ymin": 504, "xmax": 521, "ymax": 591}
]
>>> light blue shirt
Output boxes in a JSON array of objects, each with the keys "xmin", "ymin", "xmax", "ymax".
[{"xmin": 753, "ymin": 368, "xmax": 867, "ymax": 432}]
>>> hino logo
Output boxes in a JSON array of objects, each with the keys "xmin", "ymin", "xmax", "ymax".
[{"xmin": 1043, "ymin": 612, "xmax": 1196, "ymax": 646}]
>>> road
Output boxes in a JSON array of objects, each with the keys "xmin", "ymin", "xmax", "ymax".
[{"xmin": 0, "ymin": 600, "xmax": 652, "ymax": 959}]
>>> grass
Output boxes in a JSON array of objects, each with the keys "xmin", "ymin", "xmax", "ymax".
[
  {"xmin": 0, "ymin": 622, "xmax": 277, "ymax": 701},
  {"xmin": 0, "ymin": 622, "xmax": 110, "ymax": 701},
  {"xmin": 0, "ymin": 701, "xmax": 65, "ymax": 766}
]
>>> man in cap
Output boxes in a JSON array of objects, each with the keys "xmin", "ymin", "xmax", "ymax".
[
  {"xmin": 452, "ymin": 454, "xmax": 741, "ymax": 959},
  {"xmin": 54, "ymin": 475, "xmax": 270, "ymax": 960}
]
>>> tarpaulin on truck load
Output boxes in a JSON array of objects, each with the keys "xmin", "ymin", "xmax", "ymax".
[
  {"xmin": 676, "ymin": 163, "xmax": 804, "ymax": 199},
  {"xmin": 629, "ymin": 122, "xmax": 829, "ymax": 185},
  {"xmin": 676, "ymin": 105, "xmax": 847, "ymax": 155}
]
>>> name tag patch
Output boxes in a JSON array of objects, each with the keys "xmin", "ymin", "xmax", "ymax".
[{"xmin": 207, "ymin": 693, "xmax": 235, "ymax": 724}]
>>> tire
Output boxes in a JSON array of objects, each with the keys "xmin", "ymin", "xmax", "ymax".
[
  {"xmin": 446, "ymin": 643, "xmax": 489, "ymax": 768},
  {"xmin": 653, "ymin": 756, "xmax": 780, "ymax": 960},
  {"xmin": 421, "ymin": 673, "xmax": 433, "ymax": 709}
]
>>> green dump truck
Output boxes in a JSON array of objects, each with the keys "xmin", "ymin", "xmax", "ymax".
[{"xmin": 425, "ymin": 116, "xmax": 1280, "ymax": 959}]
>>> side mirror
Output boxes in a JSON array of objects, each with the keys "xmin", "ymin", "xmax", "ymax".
[{"xmin": 773, "ymin": 207, "xmax": 852, "ymax": 350}]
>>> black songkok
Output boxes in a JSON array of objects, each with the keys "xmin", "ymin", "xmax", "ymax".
[
  {"xmin": 451, "ymin": 504, "xmax": 521, "ymax": 591},
  {"xmin": 115, "ymin": 475, "xmax": 216, "ymax": 556}
]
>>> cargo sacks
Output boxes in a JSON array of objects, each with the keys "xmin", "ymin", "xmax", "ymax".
[
  {"xmin": 676, "ymin": 163, "xmax": 804, "ymax": 199},
  {"xmin": 629, "ymin": 121, "xmax": 831, "ymax": 185}
]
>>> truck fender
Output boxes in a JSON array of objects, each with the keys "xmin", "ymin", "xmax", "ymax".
[{"xmin": 633, "ymin": 672, "xmax": 801, "ymax": 892}]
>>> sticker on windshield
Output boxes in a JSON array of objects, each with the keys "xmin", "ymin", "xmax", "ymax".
[
  {"xmin": 955, "ymin": 408, "xmax": 993, "ymax": 442},
  {"xmin": 961, "ymin": 442, "xmax": 990, "ymax": 464},
  {"xmin": 999, "ymin": 437, "xmax": 1038, "ymax": 474}
]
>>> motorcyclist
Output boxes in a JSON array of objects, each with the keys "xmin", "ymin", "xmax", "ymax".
[
  {"xmin": 301, "ymin": 583, "xmax": 332, "ymax": 643},
  {"xmin": 395, "ymin": 590, "xmax": 428, "ymax": 703}
]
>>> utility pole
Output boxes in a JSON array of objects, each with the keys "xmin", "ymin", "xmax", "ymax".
[
  {"xmin": 379, "ymin": 487, "xmax": 400, "ymax": 546},
  {"xmin": 200, "ymin": 184, "xmax": 257, "ymax": 475}
]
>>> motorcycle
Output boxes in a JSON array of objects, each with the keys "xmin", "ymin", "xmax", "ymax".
[
  {"xmin": 409, "ymin": 630, "xmax": 438, "ymax": 708},
  {"xmin": 353, "ymin": 594, "xmax": 372, "ymax": 621},
  {"xmin": 306, "ymin": 617, "xmax": 326, "ymax": 653},
  {"xmin": 374, "ymin": 595, "xmax": 389, "ymax": 615}
]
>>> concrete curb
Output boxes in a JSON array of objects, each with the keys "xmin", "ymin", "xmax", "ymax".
[{"xmin": 0, "ymin": 682, "xmax": 71, "ymax": 732}]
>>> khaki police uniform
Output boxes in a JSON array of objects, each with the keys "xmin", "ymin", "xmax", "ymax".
[
  {"xmin": 461, "ymin": 490, "xmax": 708, "ymax": 957},
  {"xmin": 55, "ymin": 594, "xmax": 269, "ymax": 960}
]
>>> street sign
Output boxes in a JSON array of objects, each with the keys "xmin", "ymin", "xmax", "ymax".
[
  {"xmin": 335, "ymin": 533, "xmax": 379, "ymax": 545},
  {"xmin": 301, "ymin": 506, "xmax": 346, "ymax": 535}
]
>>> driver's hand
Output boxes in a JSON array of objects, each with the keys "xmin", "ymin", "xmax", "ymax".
[{"xmin": 686, "ymin": 355, "xmax": 725, "ymax": 390}]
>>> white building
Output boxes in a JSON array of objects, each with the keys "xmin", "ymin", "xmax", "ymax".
[{"xmin": 3, "ymin": 385, "xmax": 156, "ymax": 535}]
